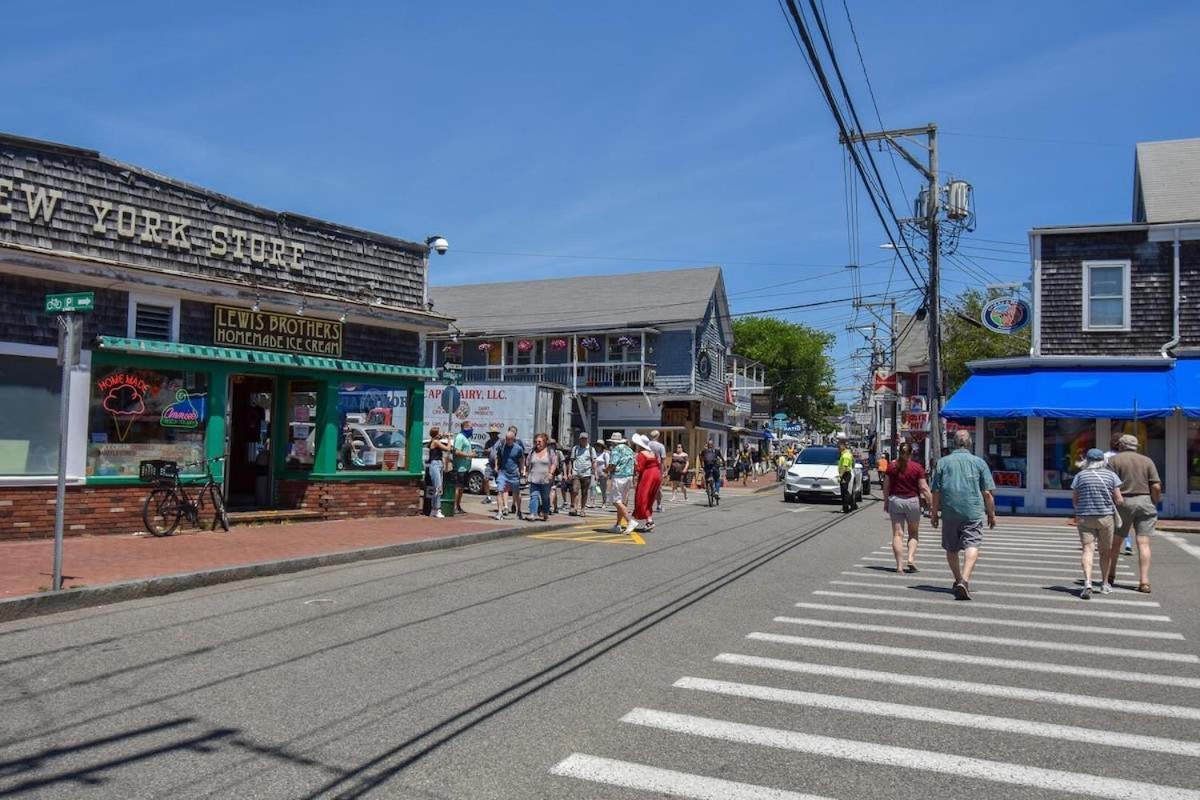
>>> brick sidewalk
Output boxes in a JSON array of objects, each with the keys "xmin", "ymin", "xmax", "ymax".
[{"xmin": 0, "ymin": 507, "xmax": 564, "ymax": 599}]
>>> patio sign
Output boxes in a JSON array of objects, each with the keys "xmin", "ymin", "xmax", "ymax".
[{"xmin": 981, "ymin": 297, "xmax": 1031, "ymax": 334}]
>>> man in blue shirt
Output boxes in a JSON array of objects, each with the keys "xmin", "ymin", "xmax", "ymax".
[
  {"xmin": 930, "ymin": 429, "xmax": 996, "ymax": 600},
  {"xmin": 1071, "ymin": 448, "xmax": 1123, "ymax": 599},
  {"xmin": 492, "ymin": 426, "xmax": 526, "ymax": 521}
]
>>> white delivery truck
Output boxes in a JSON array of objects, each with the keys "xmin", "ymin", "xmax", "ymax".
[{"xmin": 423, "ymin": 383, "xmax": 568, "ymax": 494}]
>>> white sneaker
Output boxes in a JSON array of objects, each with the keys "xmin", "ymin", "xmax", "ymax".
[
  {"xmin": 1101, "ymin": 581, "xmax": 1113, "ymax": 594},
  {"xmin": 433, "ymin": 510, "xmax": 444, "ymax": 519},
  {"xmin": 624, "ymin": 520, "xmax": 640, "ymax": 535}
]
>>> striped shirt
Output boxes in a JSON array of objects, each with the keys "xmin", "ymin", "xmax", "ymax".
[{"xmin": 1070, "ymin": 467, "xmax": 1120, "ymax": 516}]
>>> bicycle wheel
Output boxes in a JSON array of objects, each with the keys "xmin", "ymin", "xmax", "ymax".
[
  {"xmin": 205, "ymin": 482, "xmax": 230, "ymax": 531},
  {"xmin": 143, "ymin": 488, "xmax": 183, "ymax": 536}
]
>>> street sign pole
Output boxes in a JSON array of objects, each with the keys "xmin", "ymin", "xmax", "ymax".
[{"xmin": 52, "ymin": 314, "xmax": 81, "ymax": 592}]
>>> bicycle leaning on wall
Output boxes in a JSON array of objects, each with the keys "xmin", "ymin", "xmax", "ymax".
[{"xmin": 139, "ymin": 457, "xmax": 230, "ymax": 536}]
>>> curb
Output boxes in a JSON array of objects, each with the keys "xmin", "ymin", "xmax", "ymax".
[{"xmin": 0, "ymin": 521, "xmax": 575, "ymax": 624}]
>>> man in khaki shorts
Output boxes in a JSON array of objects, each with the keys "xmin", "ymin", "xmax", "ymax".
[
  {"xmin": 1108, "ymin": 434, "xmax": 1160, "ymax": 593},
  {"xmin": 1070, "ymin": 448, "xmax": 1123, "ymax": 598}
]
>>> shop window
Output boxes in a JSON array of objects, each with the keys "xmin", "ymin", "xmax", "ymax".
[
  {"xmin": 87, "ymin": 366, "xmax": 208, "ymax": 478},
  {"xmin": 127, "ymin": 294, "xmax": 179, "ymax": 342},
  {"xmin": 1082, "ymin": 261, "xmax": 1130, "ymax": 331},
  {"xmin": 0, "ymin": 353, "xmax": 63, "ymax": 475},
  {"xmin": 1042, "ymin": 418, "xmax": 1095, "ymax": 490},
  {"xmin": 337, "ymin": 383, "xmax": 409, "ymax": 471},
  {"xmin": 1111, "ymin": 418, "xmax": 1167, "ymax": 489},
  {"xmin": 1187, "ymin": 421, "xmax": 1200, "ymax": 493},
  {"xmin": 607, "ymin": 336, "xmax": 640, "ymax": 363},
  {"xmin": 286, "ymin": 381, "xmax": 318, "ymax": 471},
  {"xmin": 982, "ymin": 419, "xmax": 1026, "ymax": 489}
]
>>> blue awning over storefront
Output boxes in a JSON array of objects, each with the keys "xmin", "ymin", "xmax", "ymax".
[
  {"xmin": 943, "ymin": 367, "xmax": 1176, "ymax": 419},
  {"xmin": 1172, "ymin": 359, "xmax": 1200, "ymax": 418}
]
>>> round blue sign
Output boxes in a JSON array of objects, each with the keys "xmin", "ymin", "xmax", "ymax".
[
  {"xmin": 980, "ymin": 297, "xmax": 1031, "ymax": 334},
  {"xmin": 440, "ymin": 386, "xmax": 461, "ymax": 414}
]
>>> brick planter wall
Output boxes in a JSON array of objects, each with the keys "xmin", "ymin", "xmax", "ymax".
[
  {"xmin": 276, "ymin": 478, "xmax": 422, "ymax": 520},
  {"xmin": 0, "ymin": 478, "xmax": 423, "ymax": 541},
  {"xmin": 0, "ymin": 485, "xmax": 149, "ymax": 541}
]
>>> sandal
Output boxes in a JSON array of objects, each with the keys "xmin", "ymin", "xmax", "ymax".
[{"xmin": 1137, "ymin": 583, "xmax": 1152, "ymax": 594}]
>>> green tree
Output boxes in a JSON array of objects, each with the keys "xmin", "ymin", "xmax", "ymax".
[
  {"xmin": 732, "ymin": 316, "xmax": 837, "ymax": 429},
  {"xmin": 942, "ymin": 289, "xmax": 1030, "ymax": 394}
]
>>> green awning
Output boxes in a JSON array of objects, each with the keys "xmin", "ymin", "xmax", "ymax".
[{"xmin": 96, "ymin": 336, "xmax": 437, "ymax": 380}]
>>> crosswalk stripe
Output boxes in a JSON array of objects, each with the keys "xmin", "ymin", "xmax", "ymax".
[
  {"xmin": 793, "ymin": 601, "xmax": 1185, "ymax": 639},
  {"xmin": 850, "ymin": 565, "xmax": 1137, "ymax": 582},
  {"xmin": 826, "ymin": 580, "xmax": 1160, "ymax": 606},
  {"xmin": 812, "ymin": 590, "xmax": 1171, "ymax": 620},
  {"xmin": 714, "ymin": 653, "xmax": 1200, "ymax": 720},
  {"xmin": 674, "ymin": 677, "xmax": 1200, "ymax": 757},
  {"xmin": 840, "ymin": 571, "xmax": 1145, "ymax": 593},
  {"xmin": 550, "ymin": 753, "xmax": 827, "ymax": 800},
  {"xmin": 746, "ymin": 632, "xmax": 1200, "ymax": 688},
  {"xmin": 621, "ymin": 708, "xmax": 1200, "ymax": 800},
  {"xmin": 772, "ymin": 617, "xmax": 1197, "ymax": 663},
  {"xmin": 868, "ymin": 550, "xmax": 1098, "ymax": 566},
  {"xmin": 860, "ymin": 556, "xmax": 1134, "ymax": 574}
]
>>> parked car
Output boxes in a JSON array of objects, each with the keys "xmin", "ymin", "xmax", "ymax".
[
  {"xmin": 421, "ymin": 439, "xmax": 491, "ymax": 494},
  {"xmin": 783, "ymin": 446, "xmax": 863, "ymax": 503},
  {"xmin": 339, "ymin": 424, "xmax": 407, "ymax": 471}
]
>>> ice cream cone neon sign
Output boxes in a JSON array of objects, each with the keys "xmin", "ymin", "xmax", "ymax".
[{"xmin": 97, "ymin": 373, "xmax": 156, "ymax": 443}]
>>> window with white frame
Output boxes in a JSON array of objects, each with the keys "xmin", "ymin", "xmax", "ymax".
[
  {"xmin": 1082, "ymin": 260, "xmax": 1130, "ymax": 331},
  {"xmin": 127, "ymin": 294, "xmax": 180, "ymax": 342}
]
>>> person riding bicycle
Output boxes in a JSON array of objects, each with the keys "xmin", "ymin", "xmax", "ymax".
[{"xmin": 699, "ymin": 439, "xmax": 725, "ymax": 500}]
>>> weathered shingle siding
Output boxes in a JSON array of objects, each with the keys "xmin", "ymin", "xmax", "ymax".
[
  {"xmin": 0, "ymin": 272, "xmax": 125, "ymax": 347},
  {"xmin": 655, "ymin": 330, "xmax": 693, "ymax": 377},
  {"xmin": 694, "ymin": 301, "xmax": 728, "ymax": 402},
  {"xmin": 342, "ymin": 323, "xmax": 419, "ymax": 365},
  {"xmin": 1039, "ymin": 231, "xmax": 1172, "ymax": 356},
  {"xmin": 0, "ymin": 141, "xmax": 426, "ymax": 309}
]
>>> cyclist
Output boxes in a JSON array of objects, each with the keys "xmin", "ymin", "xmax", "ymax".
[{"xmin": 699, "ymin": 439, "xmax": 725, "ymax": 505}]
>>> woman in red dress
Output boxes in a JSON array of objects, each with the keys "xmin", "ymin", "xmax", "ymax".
[{"xmin": 632, "ymin": 434, "xmax": 662, "ymax": 532}]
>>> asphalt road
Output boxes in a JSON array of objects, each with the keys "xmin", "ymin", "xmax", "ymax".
[{"xmin": 2, "ymin": 489, "xmax": 1198, "ymax": 799}]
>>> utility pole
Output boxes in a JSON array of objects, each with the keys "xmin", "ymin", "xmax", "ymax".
[{"xmin": 840, "ymin": 123, "xmax": 942, "ymax": 465}]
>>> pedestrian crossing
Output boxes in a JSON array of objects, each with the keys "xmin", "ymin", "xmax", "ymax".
[{"xmin": 548, "ymin": 521, "xmax": 1200, "ymax": 799}]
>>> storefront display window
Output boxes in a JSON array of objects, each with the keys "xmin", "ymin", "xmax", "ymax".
[
  {"xmin": 337, "ymin": 383, "xmax": 408, "ymax": 471},
  {"xmin": 87, "ymin": 366, "xmax": 208, "ymax": 478},
  {"xmin": 0, "ymin": 354, "xmax": 63, "ymax": 475},
  {"xmin": 1187, "ymin": 421, "xmax": 1200, "ymax": 493},
  {"xmin": 1112, "ymin": 418, "xmax": 1167, "ymax": 489},
  {"xmin": 1042, "ymin": 418, "xmax": 1094, "ymax": 490},
  {"xmin": 286, "ymin": 381, "xmax": 317, "ymax": 471},
  {"xmin": 983, "ymin": 418, "xmax": 1026, "ymax": 489}
]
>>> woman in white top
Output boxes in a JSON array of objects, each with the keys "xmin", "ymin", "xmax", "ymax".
[{"xmin": 593, "ymin": 442, "xmax": 610, "ymax": 510}]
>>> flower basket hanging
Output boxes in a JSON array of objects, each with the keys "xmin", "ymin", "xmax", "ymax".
[
  {"xmin": 617, "ymin": 335, "xmax": 639, "ymax": 349},
  {"xmin": 441, "ymin": 342, "xmax": 461, "ymax": 354},
  {"xmin": 477, "ymin": 342, "xmax": 495, "ymax": 352},
  {"xmin": 550, "ymin": 338, "xmax": 568, "ymax": 350},
  {"xmin": 580, "ymin": 336, "xmax": 601, "ymax": 353},
  {"xmin": 517, "ymin": 339, "xmax": 535, "ymax": 353}
]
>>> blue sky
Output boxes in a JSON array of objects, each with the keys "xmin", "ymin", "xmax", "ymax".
[{"xmin": 8, "ymin": 1, "xmax": 1200, "ymax": 398}]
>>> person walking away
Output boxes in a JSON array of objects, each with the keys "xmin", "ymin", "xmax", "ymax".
[
  {"xmin": 452, "ymin": 420, "xmax": 475, "ymax": 515},
  {"xmin": 570, "ymin": 432, "xmax": 597, "ymax": 517},
  {"xmin": 1108, "ymin": 434, "xmax": 1159, "ymax": 593},
  {"xmin": 526, "ymin": 433, "xmax": 554, "ymax": 521},
  {"xmin": 481, "ymin": 429, "xmax": 499, "ymax": 506},
  {"xmin": 593, "ymin": 441, "xmax": 609, "ymax": 510},
  {"xmin": 837, "ymin": 437, "xmax": 856, "ymax": 514},
  {"xmin": 1103, "ymin": 434, "xmax": 1134, "ymax": 556},
  {"xmin": 930, "ymin": 429, "xmax": 996, "ymax": 600},
  {"xmin": 700, "ymin": 439, "xmax": 724, "ymax": 504},
  {"xmin": 492, "ymin": 428, "xmax": 526, "ymax": 521},
  {"xmin": 631, "ymin": 433, "xmax": 662, "ymax": 534},
  {"xmin": 751, "ymin": 447, "xmax": 761, "ymax": 482},
  {"xmin": 1071, "ymin": 448, "xmax": 1123, "ymax": 598},
  {"xmin": 607, "ymin": 433, "xmax": 636, "ymax": 532},
  {"xmin": 737, "ymin": 450, "xmax": 750, "ymax": 486},
  {"xmin": 427, "ymin": 426, "xmax": 449, "ymax": 518},
  {"xmin": 648, "ymin": 430, "xmax": 667, "ymax": 513},
  {"xmin": 883, "ymin": 443, "xmax": 929, "ymax": 572},
  {"xmin": 669, "ymin": 442, "xmax": 689, "ymax": 502}
]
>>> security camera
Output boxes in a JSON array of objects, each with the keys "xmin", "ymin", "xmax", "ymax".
[{"xmin": 426, "ymin": 235, "xmax": 449, "ymax": 256}]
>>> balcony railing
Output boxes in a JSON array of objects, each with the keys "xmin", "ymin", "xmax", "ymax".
[{"xmin": 459, "ymin": 361, "xmax": 657, "ymax": 390}]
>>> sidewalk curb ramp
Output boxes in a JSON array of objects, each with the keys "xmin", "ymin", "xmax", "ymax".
[{"xmin": 0, "ymin": 521, "xmax": 575, "ymax": 624}]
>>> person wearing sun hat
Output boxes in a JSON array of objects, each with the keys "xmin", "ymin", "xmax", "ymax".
[
  {"xmin": 606, "ymin": 433, "xmax": 635, "ymax": 533},
  {"xmin": 1070, "ymin": 447, "xmax": 1123, "ymax": 599},
  {"xmin": 631, "ymin": 433, "xmax": 662, "ymax": 535}
]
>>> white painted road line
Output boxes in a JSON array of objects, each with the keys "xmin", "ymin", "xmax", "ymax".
[
  {"xmin": 675, "ymin": 676, "xmax": 1200, "ymax": 757},
  {"xmin": 772, "ymin": 617, "xmax": 1198, "ymax": 663},
  {"xmin": 1164, "ymin": 531, "xmax": 1200, "ymax": 561},
  {"xmin": 746, "ymin": 632, "xmax": 1200, "ymax": 688},
  {"xmin": 859, "ymin": 556, "xmax": 1134, "ymax": 575},
  {"xmin": 811, "ymin": 590, "xmax": 1171, "ymax": 620},
  {"xmin": 550, "ymin": 753, "xmax": 827, "ymax": 800},
  {"xmin": 867, "ymin": 550, "xmax": 1105, "ymax": 566},
  {"xmin": 849, "ymin": 565, "xmax": 1139, "ymax": 583},
  {"xmin": 621, "ymin": 709, "xmax": 1200, "ymax": 800},
  {"xmin": 793, "ymin": 601, "xmax": 1185, "ymax": 639},
  {"xmin": 714, "ymin": 653, "xmax": 1200, "ymax": 721},
  {"xmin": 840, "ymin": 571, "xmax": 1129, "ymax": 591},
  {"xmin": 826, "ymin": 580, "xmax": 1161, "ymax": 606}
]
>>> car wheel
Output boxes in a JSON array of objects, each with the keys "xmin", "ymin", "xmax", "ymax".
[
  {"xmin": 784, "ymin": 492, "xmax": 795, "ymax": 503},
  {"xmin": 467, "ymin": 471, "xmax": 485, "ymax": 494}
]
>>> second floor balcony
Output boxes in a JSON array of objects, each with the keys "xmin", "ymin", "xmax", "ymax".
[{"xmin": 459, "ymin": 360, "xmax": 657, "ymax": 391}]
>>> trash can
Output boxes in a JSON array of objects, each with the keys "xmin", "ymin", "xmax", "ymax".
[{"xmin": 441, "ymin": 475, "xmax": 457, "ymax": 517}]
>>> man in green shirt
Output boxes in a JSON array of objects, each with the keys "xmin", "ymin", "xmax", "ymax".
[
  {"xmin": 930, "ymin": 429, "xmax": 996, "ymax": 600},
  {"xmin": 452, "ymin": 420, "xmax": 475, "ymax": 515},
  {"xmin": 837, "ymin": 438, "xmax": 856, "ymax": 513}
]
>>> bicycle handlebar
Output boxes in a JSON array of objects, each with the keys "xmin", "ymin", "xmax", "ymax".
[{"xmin": 177, "ymin": 456, "xmax": 226, "ymax": 471}]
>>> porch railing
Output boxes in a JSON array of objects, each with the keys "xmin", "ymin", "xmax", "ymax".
[{"xmin": 459, "ymin": 361, "xmax": 657, "ymax": 390}]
